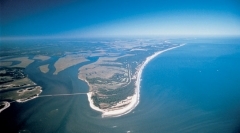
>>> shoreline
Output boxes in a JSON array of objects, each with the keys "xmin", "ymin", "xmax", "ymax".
[
  {"xmin": 16, "ymin": 89, "xmax": 42, "ymax": 103},
  {"xmin": 0, "ymin": 101, "xmax": 10, "ymax": 113},
  {"xmin": 0, "ymin": 87, "xmax": 43, "ymax": 113},
  {"xmin": 83, "ymin": 43, "xmax": 186, "ymax": 117}
]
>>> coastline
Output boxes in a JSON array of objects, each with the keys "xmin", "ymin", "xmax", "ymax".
[
  {"xmin": 0, "ymin": 101, "xmax": 10, "ymax": 113},
  {"xmin": 16, "ymin": 89, "xmax": 42, "ymax": 103},
  {"xmin": 0, "ymin": 87, "xmax": 43, "ymax": 113},
  {"xmin": 16, "ymin": 92, "xmax": 42, "ymax": 103},
  {"xmin": 83, "ymin": 43, "xmax": 186, "ymax": 117}
]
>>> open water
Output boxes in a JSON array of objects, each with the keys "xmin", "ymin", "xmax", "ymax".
[{"xmin": 0, "ymin": 38, "xmax": 240, "ymax": 133}]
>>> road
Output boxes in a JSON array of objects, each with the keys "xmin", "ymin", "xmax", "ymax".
[{"xmin": 38, "ymin": 93, "xmax": 87, "ymax": 97}]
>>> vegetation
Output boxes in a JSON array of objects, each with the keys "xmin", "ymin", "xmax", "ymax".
[
  {"xmin": 0, "ymin": 40, "xmax": 107, "ymax": 57},
  {"xmin": 91, "ymin": 81, "xmax": 135, "ymax": 108},
  {"xmin": 0, "ymin": 67, "xmax": 41, "ymax": 102}
]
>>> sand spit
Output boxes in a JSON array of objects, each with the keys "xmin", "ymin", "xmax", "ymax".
[
  {"xmin": 0, "ymin": 101, "xmax": 10, "ymax": 113},
  {"xmin": 85, "ymin": 44, "xmax": 186, "ymax": 117}
]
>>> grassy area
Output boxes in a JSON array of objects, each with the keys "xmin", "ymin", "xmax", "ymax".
[
  {"xmin": 0, "ymin": 86, "xmax": 42, "ymax": 101},
  {"xmin": 39, "ymin": 64, "xmax": 49, "ymax": 73},
  {"xmin": 0, "ymin": 62, "xmax": 12, "ymax": 67},
  {"xmin": 33, "ymin": 55, "xmax": 50, "ymax": 61},
  {"xmin": 53, "ymin": 55, "xmax": 89, "ymax": 75},
  {"xmin": 91, "ymin": 81, "xmax": 135, "ymax": 108},
  {"xmin": 1, "ymin": 57, "xmax": 34, "ymax": 68}
]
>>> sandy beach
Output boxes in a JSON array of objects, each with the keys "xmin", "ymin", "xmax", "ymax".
[
  {"xmin": 16, "ymin": 90, "xmax": 42, "ymax": 103},
  {"xmin": 0, "ymin": 101, "xmax": 10, "ymax": 113},
  {"xmin": 85, "ymin": 44, "xmax": 186, "ymax": 117}
]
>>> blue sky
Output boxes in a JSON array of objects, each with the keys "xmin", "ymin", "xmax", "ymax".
[{"xmin": 1, "ymin": 0, "xmax": 240, "ymax": 39}]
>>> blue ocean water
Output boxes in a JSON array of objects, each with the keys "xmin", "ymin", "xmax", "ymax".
[{"xmin": 138, "ymin": 41, "xmax": 240, "ymax": 132}]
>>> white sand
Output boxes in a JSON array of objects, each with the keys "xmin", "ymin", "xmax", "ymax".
[
  {"xmin": 16, "ymin": 90, "xmax": 42, "ymax": 103},
  {"xmin": 85, "ymin": 44, "xmax": 186, "ymax": 117},
  {"xmin": 0, "ymin": 101, "xmax": 10, "ymax": 113},
  {"xmin": 87, "ymin": 92, "xmax": 104, "ymax": 113}
]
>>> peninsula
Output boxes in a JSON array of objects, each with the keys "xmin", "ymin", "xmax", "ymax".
[{"xmin": 78, "ymin": 40, "xmax": 185, "ymax": 117}]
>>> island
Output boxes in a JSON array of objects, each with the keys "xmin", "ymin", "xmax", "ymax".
[{"xmin": 39, "ymin": 64, "xmax": 50, "ymax": 73}]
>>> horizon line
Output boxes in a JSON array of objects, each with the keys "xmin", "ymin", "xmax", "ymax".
[{"xmin": 1, "ymin": 34, "xmax": 240, "ymax": 41}]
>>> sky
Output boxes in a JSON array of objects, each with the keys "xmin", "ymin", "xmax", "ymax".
[{"xmin": 1, "ymin": 0, "xmax": 240, "ymax": 39}]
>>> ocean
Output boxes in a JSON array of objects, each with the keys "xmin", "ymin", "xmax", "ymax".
[
  {"xmin": 0, "ymin": 38, "xmax": 240, "ymax": 133},
  {"xmin": 137, "ymin": 40, "xmax": 240, "ymax": 133}
]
